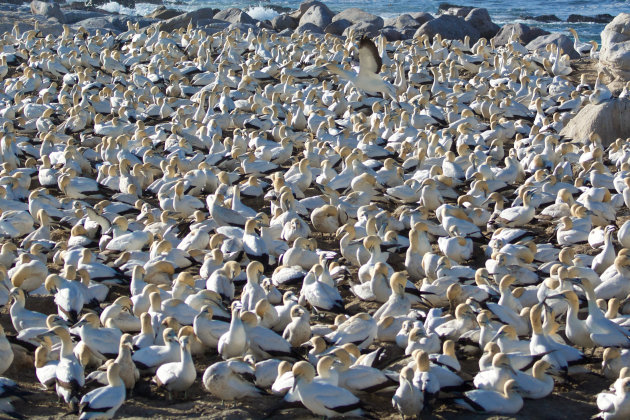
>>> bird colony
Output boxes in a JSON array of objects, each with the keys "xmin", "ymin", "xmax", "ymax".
[{"xmin": 0, "ymin": 16, "xmax": 627, "ymax": 420}]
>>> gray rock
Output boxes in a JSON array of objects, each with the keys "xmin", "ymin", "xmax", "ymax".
[
  {"xmin": 332, "ymin": 8, "xmax": 383, "ymax": 29},
  {"xmin": 465, "ymin": 8, "xmax": 499, "ymax": 39},
  {"xmin": 324, "ymin": 20, "xmax": 350, "ymax": 36},
  {"xmin": 343, "ymin": 21, "xmax": 380, "ymax": 38},
  {"xmin": 31, "ymin": 0, "xmax": 64, "ymax": 23},
  {"xmin": 257, "ymin": 20, "xmax": 273, "ymax": 30},
  {"xmin": 145, "ymin": 6, "xmax": 182, "ymax": 20},
  {"xmin": 214, "ymin": 7, "xmax": 256, "ymax": 25},
  {"xmin": 198, "ymin": 20, "xmax": 230, "ymax": 35},
  {"xmin": 227, "ymin": 22, "xmax": 258, "ymax": 34},
  {"xmin": 600, "ymin": 13, "xmax": 630, "ymax": 80},
  {"xmin": 415, "ymin": 14, "xmax": 480, "ymax": 42},
  {"xmin": 271, "ymin": 14, "xmax": 297, "ymax": 31},
  {"xmin": 560, "ymin": 99, "xmax": 630, "ymax": 146},
  {"xmin": 493, "ymin": 23, "xmax": 549, "ymax": 46},
  {"xmin": 400, "ymin": 27, "xmax": 418, "ymax": 40},
  {"xmin": 385, "ymin": 14, "xmax": 421, "ymax": 30},
  {"xmin": 299, "ymin": 4, "xmax": 333, "ymax": 28},
  {"xmin": 291, "ymin": 0, "xmax": 328, "ymax": 19},
  {"xmin": 296, "ymin": 22, "xmax": 323, "ymax": 34},
  {"xmin": 159, "ymin": 8, "xmax": 217, "ymax": 32},
  {"xmin": 72, "ymin": 16, "xmax": 125, "ymax": 33},
  {"xmin": 526, "ymin": 33, "xmax": 579, "ymax": 59},
  {"xmin": 568, "ymin": 13, "xmax": 614, "ymax": 23},
  {"xmin": 63, "ymin": 10, "xmax": 107, "ymax": 25},
  {"xmin": 379, "ymin": 26, "xmax": 402, "ymax": 41},
  {"xmin": 522, "ymin": 14, "xmax": 561, "ymax": 23},
  {"xmin": 383, "ymin": 17, "xmax": 396, "ymax": 27},
  {"xmin": 439, "ymin": 4, "xmax": 474, "ymax": 18},
  {"xmin": 409, "ymin": 12, "xmax": 434, "ymax": 26},
  {"xmin": 132, "ymin": 17, "xmax": 158, "ymax": 29},
  {"xmin": 278, "ymin": 28, "xmax": 293, "ymax": 37}
]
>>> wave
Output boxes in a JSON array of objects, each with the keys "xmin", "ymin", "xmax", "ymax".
[
  {"xmin": 97, "ymin": 1, "xmax": 162, "ymax": 16},
  {"xmin": 245, "ymin": 5, "xmax": 279, "ymax": 21}
]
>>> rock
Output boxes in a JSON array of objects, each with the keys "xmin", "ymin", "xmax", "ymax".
[
  {"xmin": 31, "ymin": 0, "xmax": 64, "ymax": 23},
  {"xmin": 522, "ymin": 14, "xmax": 561, "ymax": 23},
  {"xmin": 409, "ymin": 12, "xmax": 434, "ymax": 25},
  {"xmin": 493, "ymin": 23, "xmax": 549, "ymax": 46},
  {"xmin": 343, "ymin": 21, "xmax": 380, "ymax": 38},
  {"xmin": 324, "ymin": 20, "xmax": 350, "ymax": 36},
  {"xmin": 228, "ymin": 22, "xmax": 258, "ymax": 34},
  {"xmin": 72, "ymin": 16, "xmax": 126, "ymax": 33},
  {"xmin": 299, "ymin": 3, "xmax": 333, "ymax": 29},
  {"xmin": 385, "ymin": 13, "xmax": 421, "ymax": 30},
  {"xmin": 198, "ymin": 20, "xmax": 230, "ymax": 35},
  {"xmin": 291, "ymin": 0, "xmax": 327, "ymax": 19},
  {"xmin": 332, "ymin": 8, "xmax": 384, "ymax": 29},
  {"xmin": 159, "ymin": 8, "xmax": 217, "ymax": 32},
  {"xmin": 526, "ymin": 33, "xmax": 580, "ymax": 59},
  {"xmin": 296, "ymin": 22, "xmax": 323, "ymax": 34},
  {"xmin": 567, "ymin": 13, "xmax": 614, "ymax": 23},
  {"xmin": 438, "ymin": 3, "xmax": 474, "ymax": 18},
  {"xmin": 271, "ymin": 13, "xmax": 297, "ymax": 31},
  {"xmin": 257, "ymin": 20, "xmax": 274, "ymax": 30},
  {"xmin": 415, "ymin": 14, "xmax": 480, "ymax": 42},
  {"xmin": 465, "ymin": 8, "xmax": 499, "ymax": 39},
  {"xmin": 400, "ymin": 27, "xmax": 418, "ymax": 40},
  {"xmin": 379, "ymin": 26, "xmax": 402, "ymax": 41},
  {"xmin": 214, "ymin": 8, "xmax": 256, "ymax": 25},
  {"xmin": 560, "ymin": 99, "xmax": 630, "ymax": 146},
  {"xmin": 63, "ymin": 9, "xmax": 108, "ymax": 25},
  {"xmin": 600, "ymin": 13, "xmax": 630, "ymax": 80},
  {"xmin": 145, "ymin": 6, "xmax": 182, "ymax": 20}
]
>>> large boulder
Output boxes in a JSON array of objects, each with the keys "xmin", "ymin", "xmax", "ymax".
[
  {"xmin": 324, "ymin": 19, "xmax": 351, "ymax": 36},
  {"xmin": 332, "ymin": 8, "xmax": 384, "ymax": 30},
  {"xmin": 31, "ymin": 0, "xmax": 64, "ymax": 23},
  {"xmin": 415, "ymin": 14, "xmax": 480, "ymax": 42},
  {"xmin": 159, "ymin": 8, "xmax": 217, "ymax": 32},
  {"xmin": 296, "ymin": 22, "xmax": 323, "ymax": 34},
  {"xmin": 493, "ymin": 23, "xmax": 549, "ymax": 46},
  {"xmin": 198, "ymin": 20, "xmax": 231, "ymax": 35},
  {"xmin": 568, "ymin": 13, "xmax": 614, "ymax": 23},
  {"xmin": 271, "ymin": 14, "xmax": 297, "ymax": 31},
  {"xmin": 600, "ymin": 13, "xmax": 630, "ymax": 80},
  {"xmin": 145, "ymin": 6, "xmax": 182, "ymax": 20},
  {"xmin": 72, "ymin": 16, "xmax": 127, "ymax": 33},
  {"xmin": 560, "ymin": 99, "xmax": 630, "ymax": 146},
  {"xmin": 384, "ymin": 13, "xmax": 421, "ymax": 30},
  {"xmin": 410, "ymin": 12, "xmax": 434, "ymax": 25},
  {"xmin": 214, "ymin": 8, "xmax": 256, "ymax": 25},
  {"xmin": 522, "ymin": 14, "xmax": 561, "ymax": 23},
  {"xmin": 439, "ymin": 3, "xmax": 474, "ymax": 18},
  {"xmin": 63, "ymin": 10, "xmax": 108, "ymax": 25},
  {"xmin": 343, "ymin": 21, "xmax": 380, "ymax": 38},
  {"xmin": 291, "ymin": 0, "xmax": 327, "ymax": 19},
  {"xmin": 526, "ymin": 33, "xmax": 580, "ymax": 59},
  {"xmin": 464, "ymin": 8, "xmax": 499, "ymax": 39},
  {"xmin": 228, "ymin": 22, "xmax": 258, "ymax": 34},
  {"xmin": 379, "ymin": 27, "xmax": 402, "ymax": 41},
  {"xmin": 299, "ymin": 3, "xmax": 333, "ymax": 29}
]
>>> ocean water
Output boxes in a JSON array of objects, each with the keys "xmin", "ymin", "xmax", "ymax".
[{"xmin": 103, "ymin": 0, "xmax": 630, "ymax": 42}]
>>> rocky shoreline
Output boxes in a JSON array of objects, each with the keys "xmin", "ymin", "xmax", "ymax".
[{"xmin": 6, "ymin": 0, "xmax": 614, "ymax": 46}]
